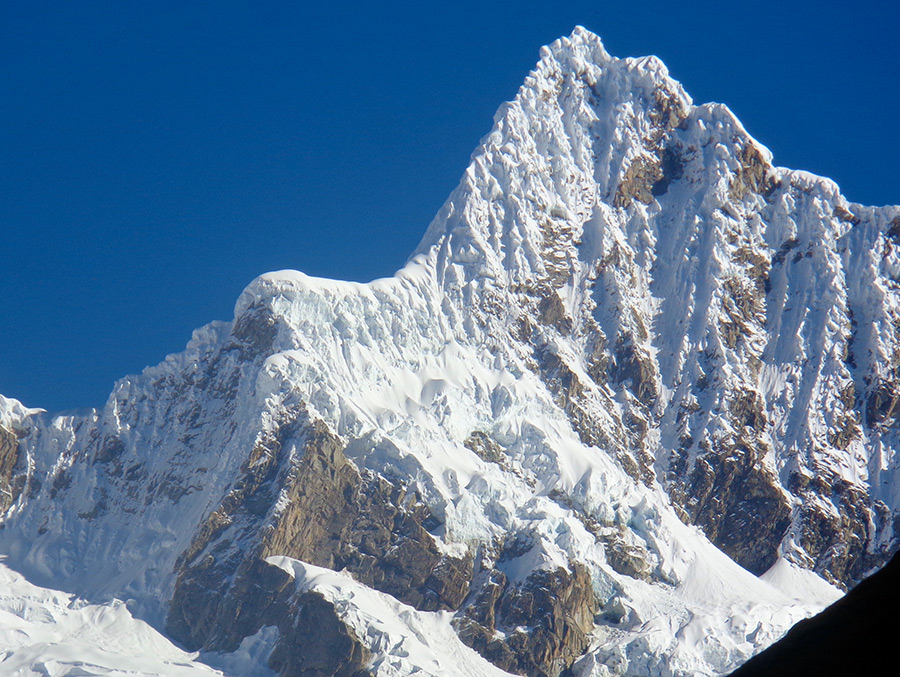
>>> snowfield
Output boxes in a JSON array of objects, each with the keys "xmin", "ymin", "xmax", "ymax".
[{"xmin": 0, "ymin": 560, "xmax": 221, "ymax": 676}]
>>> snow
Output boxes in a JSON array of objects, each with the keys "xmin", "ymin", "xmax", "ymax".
[
  {"xmin": 0, "ymin": 395, "xmax": 43, "ymax": 428},
  {"xmin": 268, "ymin": 557, "xmax": 515, "ymax": 677},
  {"xmin": 199, "ymin": 628, "xmax": 279, "ymax": 677},
  {"xmin": 0, "ymin": 560, "xmax": 221, "ymax": 676},
  {"xmin": 760, "ymin": 557, "xmax": 843, "ymax": 605}
]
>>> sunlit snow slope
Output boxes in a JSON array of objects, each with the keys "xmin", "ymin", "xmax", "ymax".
[
  {"xmin": 1, "ymin": 27, "xmax": 897, "ymax": 677},
  {"xmin": 0, "ymin": 560, "xmax": 221, "ymax": 677}
]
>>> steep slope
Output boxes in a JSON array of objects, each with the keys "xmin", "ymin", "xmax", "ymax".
[{"xmin": 0, "ymin": 27, "xmax": 896, "ymax": 676}]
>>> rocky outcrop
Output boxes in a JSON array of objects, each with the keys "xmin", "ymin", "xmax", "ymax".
[
  {"xmin": 170, "ymin": 556, "xmax": 370, "ymax": 677},
  {"xmin": 729, "ymin": 142, "xmax": 777, "ymax": 201},
  {"xmin": 168, "ymin": 414, "xmax": 472, "ymax": 671},
  {"xmin": 456, "ymin": 559, "xmax": 597, "ymax": 677},
  {"xmin": 535, "ymin": 344, "xmax": 652, "ymax": 485},
  {"xmin": 231, "ymin": 302, "xmax": 280, "ymax": 360},
  {"xmin": 609, "ymin": 337, "xmax": 657, "ymax": 407},
  {"xmin": 614, "ymin": 155, "xmax": 663, "ymax": 207},
  {"xmin": 601, "ymin": 532, "xmax": 654, "ymax": 581},
  {"xmin": 0, "ymin": 426, "xmax": 21, "ymax": 513},
  {"xmin": 865, "ymin": 378, "xmax": 900, "ymax": 428},
  {"xmin": 614, "ymin": 80, "xmax": 688, "ymax": 209},
  {"xmin": 268, "ymin": 589, "xmax": 371, "ymax": 677},
  {"xmin": 671, "ymin": 444, "xmax": 792, "ymax": 575},
  {"xmin": 464, "ymin": 431, "xmax": 509, "ymax": 466},
  {"xmin": 790, "ymin": 476, "xmax": 883, "ymax": 587},
  {"xmin": 260, "ymin": 422, "xmax": 472, "ymax": 612}
]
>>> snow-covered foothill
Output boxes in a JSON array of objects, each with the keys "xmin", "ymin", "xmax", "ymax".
[{"xmin": 0, "ymin": 560, "xmax": 221, "ymax": 676}]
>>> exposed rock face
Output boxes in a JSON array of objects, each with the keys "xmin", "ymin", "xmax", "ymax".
[
  {"xmin": 729, "ymin": 142, "xmax": 778, "ymax": 201},
  {"xmin": 170, "ymin": 555, "xmax": 371, "ymax": 677},
  {"xmin": 791, "ymin": 479, "xmax": 875, "ymax": 586},
  {"xmin": 0, "ymin": 426, "xmax": 21, "ymax": 513},
  {"xmin": 268, "ymin": 589, "xmax": 372, "ymax": 677},
  {"xmin": 668, "ymin": 440, "xmax": 792, "ymax": 575},
  {"xmin": 260, "ymin": 423, "xmax": 473, "ymax": 612},
  {"xmin": 615, "ymin": 155, "xmax": 664, "ymax": 207},
  {"xmin": 168, "ymin": 414, "xmax": 472, "ymax": 671},
  {"xmin": 457, "ymin": 560, "xmax": 597, "ymax": 677},
  {"xmin": 866, "ymin": 378, "xmax": 900, "ymax": 428},
  {"xmin": 172, "ymin": 411, "xmax": 595, "ymax": 676}
]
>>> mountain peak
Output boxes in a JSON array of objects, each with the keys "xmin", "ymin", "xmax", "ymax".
[
  {"xmin": 413, "ymin": 30, "xmax": 697, "ymax": 288},
  {"xmin": 541, "ymin": 25, "xmax": 612, "ymax": 63}
]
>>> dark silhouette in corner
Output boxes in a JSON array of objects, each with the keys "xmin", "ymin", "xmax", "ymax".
[{"xmin": 730, "ymin": 551, "xmax": 900, "ymax": 676}]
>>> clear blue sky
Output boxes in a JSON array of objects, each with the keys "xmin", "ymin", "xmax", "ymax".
[{"xmin": 2, "ymin": 1, "xmax": 898, "ymax": 412}]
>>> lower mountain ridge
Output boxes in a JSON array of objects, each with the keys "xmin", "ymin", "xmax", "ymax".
[{"xmin": 1, "ymin": 27, "xmax": 898, "ymax": 676}]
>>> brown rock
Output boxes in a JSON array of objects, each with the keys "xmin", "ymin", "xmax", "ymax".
[
  {"xmin": 456, "ymin": 561, "xmax": 598, "ymax": 677},
  {"xmin": 615, "ymin": 156, "xmax": 663, "ymax": 207},
  {"xmin": 268, "ymin": 590, "xmax": 371, "ymax": 677},
  {"xmin": 169, "ymin": 556, "xmax": 371, "ymax": 677},
  {"xmin": 260, "ymin": 421, "xmax": 472, "ymax": 612},
  {"xmin": 795, "ymin": 483, "xmax": 886, "ymax": 587},
  {"xmin": 464, "ymin": 431, "xmax": 507, "ymax": 466},
  {"xmin": 866, "ymin": 379, "xmax": 900, "ymax": 428},
  {"xmin": 886, "ymin": 216, "xmax": 900, "ymax": 244},
  {"xmin": 650, "ymin": 86, "xmax": 689, "ymax": 133},
  {"xmin": 167, "ymin": 413, "xmax": 473, "ymax": 673},
  {"xmin": 0, "ymin": 426, "xmax": 21, "ymax": 513},
  {"xmin": 538, "ymin": 291, "xmax": 572, "ymax": 333},
  {"xmin": 610, "ymin": 338, "xmax": 657, "ymax": 407},
  {"xmin": 231, "ymin": 303, "xmax": 279, "ymax": 360},
  {"xmin": 603, "ymin": 535, "xmax": 653, "ymax": 581},
  {"xmin": 729, "ymin": 142, "xmax": 777, "ymax": 201},
  {"xmin": 669, "ymin": 441, "xmax": 791, "ymax": 575},
  {"xmin": 832, "ymin": 204, "xmax": 861, "ymax": 225}
]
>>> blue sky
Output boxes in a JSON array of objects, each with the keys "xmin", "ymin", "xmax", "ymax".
[{"xmin": 2, "ymin": 1, "xmax": 898, "ymax": 412}]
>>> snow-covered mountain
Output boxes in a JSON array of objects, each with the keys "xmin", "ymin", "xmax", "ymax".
[{"xmin": 1, "ymin": 27, "xmax": 898, "ymax": 676}]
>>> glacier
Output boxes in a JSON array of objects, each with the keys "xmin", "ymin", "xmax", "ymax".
[{"xmin": 0, "ymin": 26, "xmax": 897, "ymax": 676}]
